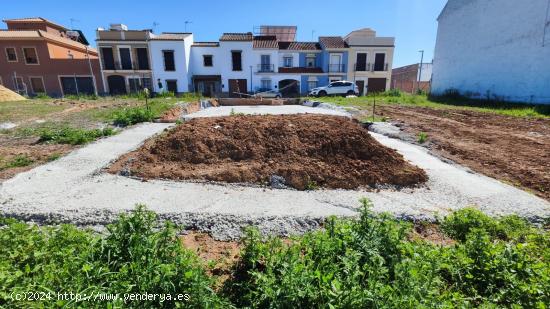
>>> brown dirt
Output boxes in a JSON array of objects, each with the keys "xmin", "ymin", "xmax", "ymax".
[
  {"xmin": 108, "ymin": 114, "xmax": 427, "ymax": 190},
  {"xmin": 377, "ymin": 105, "xmax": 550, "ymax": 200},
  {"xmin": 0, "ymin": 136, "xmax": 74, "ymax": 180},
  {"xmin": 0, "ymin": 85, "xmax": 26, "ymax": 102}
]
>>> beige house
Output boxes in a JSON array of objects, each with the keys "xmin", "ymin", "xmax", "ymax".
[
  {"xmin": 96, "ymin": 24, "xmax": 153, "ymax": 95},
  {"xmin": 344, "ymin": 28, "xmax": 395, "ymax": 95}
]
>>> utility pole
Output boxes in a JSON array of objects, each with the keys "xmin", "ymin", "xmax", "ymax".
[
  {"xmin": 85, "ymin": 46, "xmax": 98, "ymax": 96},
  {"xmin": 417, "ymin": 50, "xmax": 424, "ymax": 94}
]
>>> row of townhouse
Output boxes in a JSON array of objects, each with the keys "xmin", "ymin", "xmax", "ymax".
[{"xmin": 96, "ymin": 24, "xmax": 395, "ymax": 97}]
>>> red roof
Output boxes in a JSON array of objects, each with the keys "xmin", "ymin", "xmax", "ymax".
[
  {"xmin": 259, "ymin": 25, "xmax": 297, "ymax": 41},
  {"xmin": 253, "ymin": 35, "xmax": 278, "ymax": 49},
  {"xmin": 319, "ymin": 36, "xmax": 349, "ymax": 49},
  {"xmin": 278, "ymin": 41, "xmax": 321, "ymax": 51},
  {"xmin": 219, "ymin": 32, "xmax": 253, "ymax": 41}
]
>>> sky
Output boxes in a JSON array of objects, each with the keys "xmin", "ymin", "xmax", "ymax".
[{"xmin": 3, "ymin": 0, "xmax": 447, "ymax": 68}]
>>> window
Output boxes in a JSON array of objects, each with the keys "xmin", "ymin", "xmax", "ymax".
[
  {"xmin": 101, "ymin": 47, "xmax": 115, "ymax": 70},
  {"xmin": 203, "ymin": 55, "xmax": 213, "ymax": 67},
  {"xmin": 356, "ymin": 53, "xmax": 367, "ymax": 71},
  {"xmin": 330, "ymin": 81, "xmax": 343, "ymax": 86},
  {"xmin": 23, "ymin": 47, "xmax": 38, "ymax": 64},
  {"xmin": 283, "ymin": 56, "xmax": 293, "ymax": 67},
  {"xmin": 374, "ymin": 53, "xmax": 386, "ymax": 71},
  {"xmin": 260, "ymin": 55, "xmax": 271, "ymax": 72},
  {"xmin": 5, "ymin": 47, "xmax": 17, "ymax": 62},
  {"xmin": 29, "ymin": 77, "xmax": 45, "ymax": 93},
  {"xmin": 163, "ymin": 50, "xmax": 175, "ymax": 71},
  {"xmin": 60, "ymin": 77, "xmax": 95, "ymax": 95},
  {"xmin": 306, "ymin": 54, "xmax": 316, "ymax": 67},
  {"xmin": 260, "ymin": 79, "xmax": 271, "ymax": 90},
  {"xmin": 128, "ymin": 78, "xmax": 141, "ymax": 93},
  {"xmin": 141, "ymin": 78, "xmax": 152, "ymax": 91},
  {"xmin": 119, "ymin": 48, "xmax": 132, "ymax": 70},
  {"xmin": 231, "ymin": 51, "xmax": 242, "ymax": 71},
  {"xmin": 13, "ymin": 77, "xmax": 25, "ymax": 92},
  {"xmin": 308, "ymin": 80, "xmax": 317, "ymax": 90},
  {"xmin": 136, "ymin": 48, "xmax": 149, "ymax": 70}
]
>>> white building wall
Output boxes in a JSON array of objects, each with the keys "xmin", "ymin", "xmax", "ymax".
[
  {"xmin": 218, "ymin": 41, "xmax": 254, "ymax": 93},
  {"xmin": 189, "ymin": 46, "xmax": 223, "ymax": 76},
  {"xmin": 432, "ymin": 0, "xmax": 550, "ymax": 104},
  {"xmin": 149, "ymin": 36, "xmax": 193, "ymax": 93},
  {"xmin": 251, "ymin": 48, "xmax": 279, "ymax": 92}
]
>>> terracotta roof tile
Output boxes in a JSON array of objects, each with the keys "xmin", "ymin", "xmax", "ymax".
[
  {"xmin": 319, "ymin": 36, "xmax": 349, "ymax": 49},
  {"xmin": 278, "ymin": 41, "xmax": 321, "ymax": 51},
  {"xmin": 3, "ymin": 17, "xmax": 68, "ymax": 30},
  {"xmin": 253, "ymin": 35, "xmax": 278, "ymax": 49},
  {"xmin": 219, "ymin": 32, "xmax": 253, "ymax": 41}
]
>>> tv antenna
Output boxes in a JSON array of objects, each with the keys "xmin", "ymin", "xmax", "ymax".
[
  {"xmin": 152, "ymin": 22, "xmax": 160, "ymax": 33},
  {"xmin": 69, "ymin": 18, "xmax": 80, "ymax": 29},
  {"xmin": 311, "ymin": 30, "xmax": 316, "ymax": 40},
  {"xmin": 184, "ymin": 21, "xmax": 192, "ymax": 32}
]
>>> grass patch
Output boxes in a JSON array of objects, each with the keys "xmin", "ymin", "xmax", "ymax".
[
  {"xmin": 417, "ymin": 132, "xmax": 428, "ymax": 143},
  {"xmin": 38, "ymin": 127, "xmax": 115, "ymax": 145},
  {"xmin": 1, "ymin": 203, "xmax": 547, "ymax": 307},
  {"xmin": 315, "ymin": 92, "xmax": 550, "ymax": 118},
  {"xmin": 0, "ymin": 154, "xmax": 34, "ymax": 171},
  {"xmin": 46, "ymin": 153, "xmax": 62, "ymax": 162},
  {"xmin": 0, "ymin": 100, "xmax": 65, "ymax": 123}
]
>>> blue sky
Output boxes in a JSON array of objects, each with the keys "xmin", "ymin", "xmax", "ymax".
[{"xmin": 3, "ymin": 0, "xmax": 447, "ymax": 67}]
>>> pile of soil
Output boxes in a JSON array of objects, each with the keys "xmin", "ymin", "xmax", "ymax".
[
  {"xmin": 108, "ymin": 115, "xmax": 427, "ymax": 190},
  {"xmin": 0, "ymin": 85, "xmax": 26, "ymax": 102}
]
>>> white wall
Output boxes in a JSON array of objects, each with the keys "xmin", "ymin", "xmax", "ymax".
[
  {"xmin": 432, "ymin": 0, "xmax": 550, "ymax": 104},
  {"xmin": 149, "ymin": 36, "xmax": 193, "ymax": 92},
  {"xmin": 278, "ymin": 52, "xmax": 299, "ymax": 68}
]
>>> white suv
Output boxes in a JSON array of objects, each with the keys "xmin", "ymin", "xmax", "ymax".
[{"xmin": 309, "ymin": 81, "xmax": 358, "ymax": 97}]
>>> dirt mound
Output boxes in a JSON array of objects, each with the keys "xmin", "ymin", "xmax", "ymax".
[
  {"xmin": 109, "ymin": 115, "xmax": 427, "ymax": 190},
  {"xmin": 0, "ymin": 85, "xmax": 26, "ymax": 102}
]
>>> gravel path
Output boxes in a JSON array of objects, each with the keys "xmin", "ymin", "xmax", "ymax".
[{"xmin": 1, "ymin": 106, "xmax": 548, "ymax": 240}]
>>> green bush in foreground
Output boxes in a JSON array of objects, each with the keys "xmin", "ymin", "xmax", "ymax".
[
  {"xmin": 112, "ymin": 107, "xmax": 156, "ymax": 126},
  {"xmin": 0, "ymin": 204, "xmax": 548, "ymax": 308},
  {"xmin": 39, "ymin": 127, "xmax": 115, "ymax": 145},
  {"xmin": 226, "ymin": 203, "xmax": 549, "ymax": 308},
  {"xmin": 0, "ymin": 205, "xmax": 227, "ymax": 308}
]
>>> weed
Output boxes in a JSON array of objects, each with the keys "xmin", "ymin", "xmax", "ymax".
[
  {"xmin": 33, "ymin": 92, "xmax": 51, "ymax": 99},
  {"xmin": 39, "ymin": 127, "xmax": 115, "ymax": 145},
  {"xmin": 112, "ymin": 107, "xmax": 156, "ymax": 126},
  {"xmin": 46, "ymin": 153, "xmax": 62, "ymax": 162},
  {"xmin": 64, "ymin": 94, "xmax": 99, "ymax": 100},
  {"xmin": 305, "ymin": 179, "xmax": 319, "ymax": 191},
  {"xmin": 417, "ymin": 132, "xmax": 428, "ymax": 143},
  {"xmin": 0, "ymin": 154, "xmax": 34, "ymax": 170}
]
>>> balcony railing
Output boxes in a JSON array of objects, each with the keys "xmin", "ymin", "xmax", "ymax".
[
  {"xmin": 354, "ymin": 63, "xmax": 370, "ymax": 72},
  {"xmin": 371, "ymin": 63, "xmax": 389, "ymax": 72},
  {"xmin": 328, "ymin": 64, "xmax": 346, "ymax": 73},
  {"xmin": 354, "ymin": 63, "xmax": 389, "ymax": 72},
  {"xmin": 257, "ymin": 64, "xmax": 275, "ymax": 73},
  {"xmin": 102, "ymin": 61, "xmax": 150, "ymax": 71}
]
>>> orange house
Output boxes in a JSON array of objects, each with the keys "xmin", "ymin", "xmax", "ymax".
[{"xmin": 0, "ymin": 17, "xmax": 104, "ymax": 97}]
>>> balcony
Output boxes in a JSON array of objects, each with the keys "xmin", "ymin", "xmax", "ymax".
[
  {"xmin": 372, "ymin": 63, "xmax": 389, "ymax": 72},
  {"xmin": 354, "ymin": 63, "xmax": 370, "ymax": 72},
  {"xmin": 102, "ymin": 61, "xmax": 150, "ymax": 71},
  {"xmin": 353, "ymin": 63, "xmax": 389, "ymax": 72},
  {"xmin": 257, "ymin": 64, "xmax": 275, "ymax": 73},
  {"xmin": 328, "ymin": 64, "xmax": 346, "ymax": 73}
]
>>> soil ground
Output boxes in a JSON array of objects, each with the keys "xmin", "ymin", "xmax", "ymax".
[
  {"xmin": 374, "ymin": 106, "xmax": 550, "ymax": 200},
  {"xmin": 108, "ymin": 114, "xmax": 428, "ymax": 190}
]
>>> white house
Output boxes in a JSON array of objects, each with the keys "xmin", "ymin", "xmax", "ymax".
[
  {"xmin": 431, "ymin": 0, "xmax": 550, "ymax": 104},
  {"xmin": 149, "ymin": 33, "xmax": 193, "ymax": 93}
]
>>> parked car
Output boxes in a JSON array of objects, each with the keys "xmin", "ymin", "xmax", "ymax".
[
  {"xmin": 255, "ymin": 88, "xmax": 282, "ymax": 99},
  {"xmin": 309, "ymin": 81, "xmax": 358, "ymax": 97}
]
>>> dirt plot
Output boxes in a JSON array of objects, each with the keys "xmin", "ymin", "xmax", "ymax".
[
  {"xmin": 109, "ymin": 114, "xmax": 427, "ymax": 190},
  {"xmin": 377, "ymin": 105, "xmax": 550, "ymax": 200}
]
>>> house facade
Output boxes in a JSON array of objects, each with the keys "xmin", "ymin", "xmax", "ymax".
[
  {"xmin": 96, "ymin": 24, "xmax": 153, "ymax": 95},
  {"xmin": 0, "ymin": 17, "xmax": 104, "ymax": 97},
  {"xmin": 95, "ymin": 24, "xmax": 395, "ymax": 97},
  {"xmin": 431, "ymin": 0, "xmax": 550, "ymax": 104}
]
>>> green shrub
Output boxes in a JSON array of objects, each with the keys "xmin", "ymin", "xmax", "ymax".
[
  {"xmin": 384, "ymin": 89, "xmax": 403, "ymax": 97},
  {"xmin": 155, "ymin": 91, "xmax": 175, "ymax": 98},
  {"xmin": 0, "ymin": 205, "xmax": 228, "ymax": 308},
  {"xmin": 33, "ymin": 92, "xmax": 51, "ymax": 99},
  {"xmin": 112, "ymin": 107, "xmax": 156, "ymax": 126},
  {"xmin": 0, "ymin": 154, "xmax": 34, "ymax": 170},
  {"xmin": 64, "ymin": 94, "xmax": 99, "ymax": 100},
  {"xmin": 441, "ymin": 208, "xmax": 499, "ymax": 241},
  {"xmin": 39, "ymin": 127, "xmax": 115, "ymax": 145},
  {"xmin": 417, "ymin": 132, "xmax": 428, "ymax": 143}
]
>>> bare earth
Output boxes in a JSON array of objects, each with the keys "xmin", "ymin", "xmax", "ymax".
[{"xmin": 377, "ymin": 106, "xmax": 550, "ymax": 200}]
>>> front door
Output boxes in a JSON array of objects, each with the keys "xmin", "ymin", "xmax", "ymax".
[
  {"xmin": 166, "ymin": 80, "xmax": 178, "ymax": 93},
  {"xmin": 356, "ymin": 80, "xmax": 365, "ymax": 96},
  {"xmin": 367, "ymin": 78, "xmax": 387, "ymax": 93},
  {"xmin": 107, "ymin": 75, "xmax": 126, "ymax": 95},
  {"xmin": 228, "ymin": 79, "xmax": 247, "ymax": 97}
]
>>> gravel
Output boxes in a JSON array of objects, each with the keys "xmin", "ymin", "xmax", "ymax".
[{"xmin": 1, "ymin": 106, "xmax": 549, "ymax": 240}]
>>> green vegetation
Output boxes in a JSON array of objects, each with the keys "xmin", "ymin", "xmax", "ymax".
[
  {"xmin": 1, "ymin": 203, "xmax": 548, "ymax": 307},
  {"xmin": 112, "ymin": 107, "xmax": 156, "ymax": 126},
  {"xmin": 315, "ymin": 91, "xmax": 550, "ymax": 118},
  {"xmin": 46, "ymin": 153, "xmax": 62, "ymax": 162},
  {"xmin": 63, "ymin": 94, "xmax": 99, "ymax": 100},
  {"xmin": 38, "ymin": 127, "xmax": 115, "ymax": 145},
  {"xmin": 0, "ymin": 101, "xmax": 65, "ymax": 123},
  {"xmin": 417, "ymin": 132, "xmax": 428, "ymax": 143},
  {"xmin": 0, "ymin": 205, "xmax": 228, "ymax": 308},
  {"xmin": 0, "ymin": 154, "xmax": 34, "ymax": 171},
  {"xmin": 33, "ymin": 92, "xmax": 51, "ymax": 99}
]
